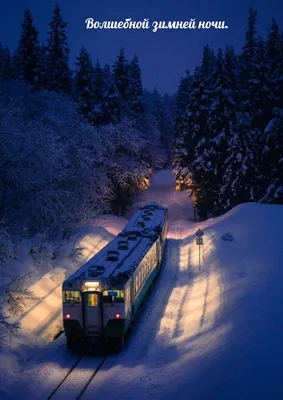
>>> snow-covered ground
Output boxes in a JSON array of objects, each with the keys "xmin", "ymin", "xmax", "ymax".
[
  {"xmin": 130, "ymin": 168, "xmax": 195, "ymax": 224},
  {"xmin": 1, "ymin": 169, "xmax": 283, "ymax": 400}
]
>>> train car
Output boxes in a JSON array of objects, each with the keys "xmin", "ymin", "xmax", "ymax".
[{"xmin": 62, "ymin": 202, "xmax": 168, "ymax": 352}]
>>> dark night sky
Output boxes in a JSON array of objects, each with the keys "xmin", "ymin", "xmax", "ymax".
[{"xmin": 0, "ymin": 0, "xmax": 282, "ymax": 94}]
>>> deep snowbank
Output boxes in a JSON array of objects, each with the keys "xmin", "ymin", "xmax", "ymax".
[
  {"xmin": 0, "ymin": 216, "xmax": 127, "ymax": 398},
  {"xmin": 82, "ymin": 202, "xmax": 283, "ymax": 400},
  {"xmin": 2, "ymin": 202, "xmax": 283, "ymax": 400}
]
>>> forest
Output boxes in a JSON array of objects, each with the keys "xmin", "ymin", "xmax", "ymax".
[
  {"xmin": 0, "ymin": 4, "xmax": 174, "ymax": 262},
  {"xmin": 173, "ymin": 7, "xmax": 283, "ymax": 219}
]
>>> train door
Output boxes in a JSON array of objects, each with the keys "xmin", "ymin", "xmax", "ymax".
[{"xmin": 82, "ymin": 291, "xmax": 103, "ymax": 335}]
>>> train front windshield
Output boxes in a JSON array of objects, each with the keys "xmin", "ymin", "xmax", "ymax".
[
  {"xmin": 103, "ymin": 290, "xmax": 124, "ymax": 303},
  {"xmin": 63, "ymin": 290, "xmax": 82, "ymax": 303}
]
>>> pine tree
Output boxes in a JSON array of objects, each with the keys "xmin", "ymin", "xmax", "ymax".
[
  {"xmin": 102, "ymin": 64, "xmax": 120, "ymax": 124},
  {"xmin": 172, "ymin": 70, "xmax": 192, "ymax": 186},
  {"xmin": 224, "ymin": 46, "xmax": 238, "ymax": 92},
  {"xmin": 238, "ymin": 6, "xmax": 258, "ymax": 115},
  {"xmin": 113, "ymin": 48, "xmax": 129, "ymax": 117},
  {"xmin": 174, "ymin": 70, "xmax": 192, "ymax": 120},
  {"xmin": 260, "ymin": 108, "xmax": 283, "ymax": 204},
  {"xmin": 201, "ymin": 44, "xmax": 216, "ymax": 79},
  {"xmin": 266, "ymin": 19, "xmax": 283, "ymax": 107},
  {"xmin": 74, "ymin": 46, "xmax": 95, "ymax": 121},
  {"xmin": 127, "ymin": 54, "xmax": 145, "ymax": 117},
  {"xmin": 46, "ymin": 2, "xmax": 72, "ymax": 93},
  {"xmin": 251, "ymin": 37, "xmax": 272, "ymax": 132},
  {"xmin": 192, "ymin": 48, "xmax": 236, "ymax": 215},
  {"xmin": 219, "ymin": 113, "xmax": 258, "ymax": 211},
  {"xmin": 38, "ymin": 43, "xmax": 48, "ymax": 89},
  {"xmin": 0, "ymin": 44, "xmax": 13, "ymax": 80},
  {"xmin": 14, "ymin": 8, "xmax": 40, "ymax": 87},
  {"xmin": 92, "ymin": 60, "xmax": 105, "ymax": 126},
  {"xmin": 173, "ymin": 67, "xmax": 209, "ymax": 191},
  {"xmin": 151, "ymin": 88, "xmax": 173, "ymax": 162}
]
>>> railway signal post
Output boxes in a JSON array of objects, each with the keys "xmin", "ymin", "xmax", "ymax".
[{"xmin": 195, "ymin": 229, "xmax": 204, "ymax": 272}]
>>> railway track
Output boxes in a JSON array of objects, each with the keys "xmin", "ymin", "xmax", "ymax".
[{"xmin": 47, "ymin": 355, "xmax": 107, "ymax": 400}]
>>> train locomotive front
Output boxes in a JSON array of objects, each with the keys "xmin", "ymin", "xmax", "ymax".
[{"xmin": 62, "ymin": 278, "xmax": 127, "ymax": 351}]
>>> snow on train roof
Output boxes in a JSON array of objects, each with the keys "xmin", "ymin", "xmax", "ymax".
[
  {"xmin": 123, "ymin": 202, "xmax": 167, "ymax": 235},
  {"xmin": 65, "ymin": 203, "xmax": 167, "ymax": 285}
]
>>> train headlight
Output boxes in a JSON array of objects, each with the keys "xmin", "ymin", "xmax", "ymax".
[
  {"xmin": 115, "ymin": 313, "xmax": 120, "ymax": 319},
  {"xmin": 84, "ymin": 281, "xmax": 100, "ymax": 290},
  {"xmin": 65, "ymin": 313, "xmax": 71, "ymax": 319}
]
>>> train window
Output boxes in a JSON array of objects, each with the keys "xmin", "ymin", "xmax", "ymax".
[
  {"xmin": 88, "ymin": 293, "xmax": 99, "ymax": 306},
  {"xmin": 125, "ymin": 286, "xmax": 131, "ymax": 304},
  {"xmin": 103, "ymin": 290, "xmax": 124, "ymax": 303},
  {"xmin": 63, "ymin": 290, "xmax": 82, "ymax": 303}
]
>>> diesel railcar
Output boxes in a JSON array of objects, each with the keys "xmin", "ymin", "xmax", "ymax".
[{"xmin": 62, "ymin": 202, "xmax": 168, "ymax": 352}]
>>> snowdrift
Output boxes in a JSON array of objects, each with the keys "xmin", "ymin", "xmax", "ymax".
[{"xmin": 1, "ymin": 203, "xmax": 283, "ymax": 400}]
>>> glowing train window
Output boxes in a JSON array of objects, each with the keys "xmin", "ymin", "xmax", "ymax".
[
  {"xmin": 63, "ymin": 290, "xmax": 82, "ymax": 303},
  {"xmin": 103, "ymin": 290, "xmax": 124, "ymax": 303},
  {"xmin": 88, "ymin": 293, "xmax": 99, "ymax": 307}
]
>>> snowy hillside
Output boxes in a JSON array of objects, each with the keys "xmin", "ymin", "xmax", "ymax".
[
  {"xmin": 1, "ymin": 169, "xmax": 283, "ymax": 400},
  {"xmin": 81, "ymin": 202, "xmax": 283, "ymax": 400}
]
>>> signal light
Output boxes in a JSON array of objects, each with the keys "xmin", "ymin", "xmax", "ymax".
[
  {"xmin": 65, "ymin": 313, "xmax": 71, "ymax": 319},
  {"xmin": 115, "ymin": 313, "xmax": 120, "ymax": 319}
]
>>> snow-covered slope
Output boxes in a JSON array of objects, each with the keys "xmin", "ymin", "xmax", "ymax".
[
  {"xmin": 0, "ymin": 217, "xmax": 127, "ymax": 398},
  {"xmin": 80, "ymin": 202, "xmax": 283, "ymax": 400},
  {"xmin": 1, "ymin": 170, "xmax": 283, "ymax": 400}
]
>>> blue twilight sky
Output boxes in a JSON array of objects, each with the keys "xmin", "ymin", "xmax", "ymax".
[{"xmin": 0, "ymin": 0, "xmax": 282, "ymax": 94}]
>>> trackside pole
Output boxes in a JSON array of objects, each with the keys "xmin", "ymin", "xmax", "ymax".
[{"xmin": 195, "ymin": 229, "xmax": 204, "ymax": 272}]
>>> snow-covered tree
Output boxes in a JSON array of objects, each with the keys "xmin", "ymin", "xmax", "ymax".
[
  {"xmin": 0, "ymin": 81, "xmax": 111, "ymax": 240},
  {"xmin": 238, "ymin": 6, "xmax": 259, "ymax": 116},
  {"xmin": 101, "ymin": 64, "xmax": 120, "ymax": 124},
  {"xmin": 152, "ymin": 89, "xmax": 174, "ymax": 162},
  {"xmin": 192, "ymin": 48, "xmax": 237, "ymax": 215},
  {"xmin": 92, "ymin": 60, "xmax": 106, "ymax": 126},
  {"xmin": 13, "ymin": 8, "xmax": 40, "ymax": 87},
  {"xmin": 0, "ymin": 44, "xmax": 13, "ymax": 81},
  {"xmin": 46, "ymin": 2, "xmax": 72, "ymax": 93},
  {"xmin": 113, "ymin": 48, "xmax": 129, "ymax": 117},
  {"xmin": 172, "ymin": 70, "xmax": 193, "ymax": 186},
  {"xmin": 127, "ymin": 54, "xmax": 145, "ymax": 117},
  {"xmin": 98, "ymin": 119, "xmax": 149, "ymax": 215},
  {"xmin": 74, "ymin": 46, "xmax": 94, "ymax": 121},
  {"xmin": 219, "ymin": 113, "xmax": 258, "ymax": 210},
  {"xmin": 174, "ymin": 69, "xmax": 192, "ymax": 120},
  {"xmin": 38, "ymin": 43, "xmax": 48, "ymax": 89},
  {"xmin": 260, "ymin": 108, "xmax": 283, "ymax": 204}
]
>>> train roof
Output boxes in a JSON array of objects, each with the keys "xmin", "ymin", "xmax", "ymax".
[
  {"xmin": 64, "ymin": 203, "xmax": 168, "ymax": 286},
  {"xmin": 122, "ymin": 202, "xmax": 168, "ymax": 235}
]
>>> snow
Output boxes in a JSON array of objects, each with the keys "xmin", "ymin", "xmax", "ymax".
[
  {"xmin": 1, "ymin": 169, "xmax": 283, "ymax": 400},
  {"xmin": 82, "ymin": 201, "xmax": 283, "ymax": 400}
]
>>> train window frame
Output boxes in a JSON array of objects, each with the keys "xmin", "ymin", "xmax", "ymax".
[
  {"xmin": 103, "ymin": 290, "xmax": 125, "ymax": 303},
  {"xmin": 62, "ymin": 290, "xmax": 82, "ymax": 303},
  {"xmin": 88, "ymin": 293, "xmax": 99, "ymax": 307}
]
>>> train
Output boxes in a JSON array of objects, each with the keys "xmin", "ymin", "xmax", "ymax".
[{"xmin": 62, "ymin": 202, "xmax": 168, "ymax": 352}]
